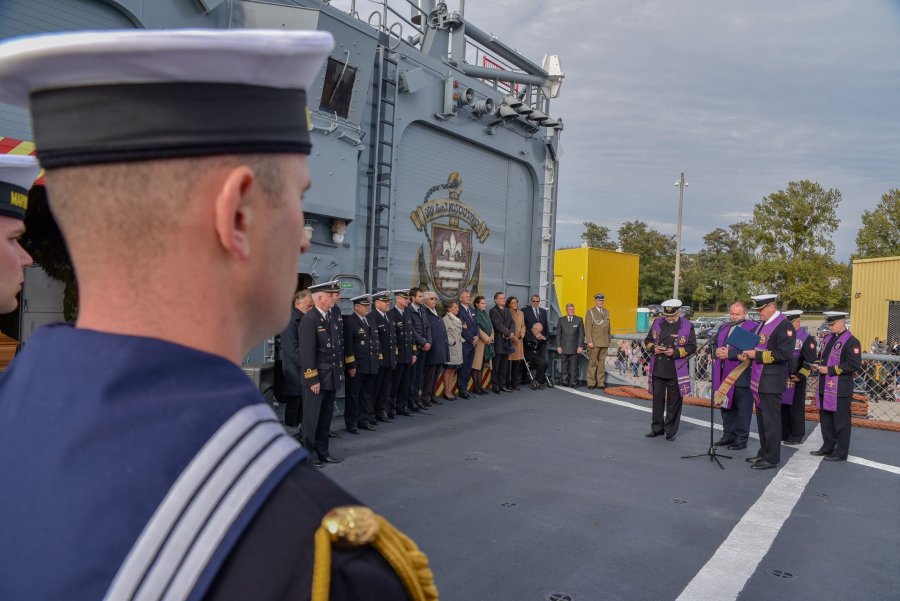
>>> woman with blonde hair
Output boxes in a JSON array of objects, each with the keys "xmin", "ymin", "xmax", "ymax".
[{"xmin": 442, "ymin": 300, "xmax": 463, "ymax": 400}]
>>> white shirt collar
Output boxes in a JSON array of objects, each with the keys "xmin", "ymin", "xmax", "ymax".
[{"xmin": 764, "ymin": 310, "xmax": 782, "ymax": 325}]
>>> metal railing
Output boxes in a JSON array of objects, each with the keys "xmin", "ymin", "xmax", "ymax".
[{"xmin": 560, "ymin": 334, "xmax": 900, "ymax": 425}]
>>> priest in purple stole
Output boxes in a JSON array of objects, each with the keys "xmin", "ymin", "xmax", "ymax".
[
  {"xmin": 781, "ymin": 310, "xmax": 818, "ymax": 445},
  {"xmin": 712, "ymin": 301, "xmax": 758, "ymax": 450},
  {"xmin": 741, "ymin": 294, "xmax": 796, "ymax": 470},
  {"xmin": 810, "ymin": 312, "xmax": 862, "ymax": 461},
  {"xmin": 643, "ymin": 299, "xmax": 697, "ymax": 441}
]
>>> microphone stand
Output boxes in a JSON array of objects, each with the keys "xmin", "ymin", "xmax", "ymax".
[{"xmin": 682, "ymin": 349, "xmax": 732, "ymax": 470}]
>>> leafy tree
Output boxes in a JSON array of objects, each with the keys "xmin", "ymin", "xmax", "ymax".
[
  {"xmin": 617, "ymin": 220, "xmax": 675, "ymax": 305},
  {"xmin": 691, "ymin": 227, "xmax": 754, "ymax": 311},
  {"xmin": 579, "ymin": 221, "xmax": 617, "ymax": 250},
  {"xmin": 743, "ymin": 180, "xmax": 844, "ymax": 309},
  {"xmin": 855, "ymin": 189, "xmax": 900, "ymax": 259}
]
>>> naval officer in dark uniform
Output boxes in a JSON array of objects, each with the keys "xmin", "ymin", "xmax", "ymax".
[
  {"xmin": 742, "ymin": 294, "xmax": 796, "ymax": 470},
  {"xmin": 810, "ymin": 311, "xmax": 862, "ymax": 462},
  {"xmin": 781, "ymin": 309, "xmax": 817, "ymax": 444},
  {"xmin": 300, "ymin": 281, "xmax": 346, "ymax": 465},
  {"xmin": 0, "ymin": 155, "xmax": 39, "ymax": 315},
  {"xmin": 372, "ymin": 290, "xmax": 398, "ymax": 420},
  {"xmin": 389, "ymin": 289, "xmax": 418, "ymax": 415},
  {"xmin": 343, "ymin": 293, "xmax": 380, "ymax": 433},
  {"xmin": 0, "ymin": 30, "xmax": 435, "ymax": 601}
]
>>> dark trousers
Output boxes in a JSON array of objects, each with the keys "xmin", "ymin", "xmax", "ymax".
[
  {"xmin": 525, "ymin": 349, "xmax": 548, "ymax": 382},
  {"xmin": 755, "ymin": 392, "xmax": 782, "ymax": 465},
  {"xmin": 459, "ymin": 344, "xmax": 475, "ymax": 393},
  {"xmin": 347, "ymin": 372, "xmax": 375, "ymax": 427},
  {"xmin": 422, "ymin": 364, "xmax": 443, "ymax": 401},
  {"xmin": 283, "ymin": 393, "xmax": 302, "ymax": 428},
  {"xmin": 781, "ymin": 380, "xmax": 807, "ymax": 441},
  {"xmin": 302, "ymin": 388, "xmax": 335, "ymax": 460},
  {"xmin": 374, "ymin": 367, "xmax": 393, "ymax": 415},
  {"xmin": 409, "ymin": 350, "xmax": 425, "ymax": 407},
  {"xmin": 720, "ymin": 386, "xmax": 753, "ymax": 443},
  {"xmin": 820, "ymin": 396, "xmax": 852, "ymax": 459},
  {"xmin": 651, "ymin": 376, "xmax": 683, "ymax": 436},
  {"xmin": 507, "ymin": 360, "xmax": 523, "ymax": 386},
  {"xmin": 392, "ymin": 362, "xmax": 412, "ymax": 411},
  {"xmin": 492, "ymin": 354, "xmax": 509, "ymax": 390},
  {"xmin": 561, "ymin": 353, "xmax": 579, "ymax": 385}
]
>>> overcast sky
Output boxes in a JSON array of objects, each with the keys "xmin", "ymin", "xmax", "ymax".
[{"xmin": 454, "ymin": 0, "xmax": 900, "ymax": 261}]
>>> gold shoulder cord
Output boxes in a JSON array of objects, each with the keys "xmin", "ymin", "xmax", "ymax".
[{"xmin": 313, "ymin": 506, "xmax": 439, "ymax": 601}]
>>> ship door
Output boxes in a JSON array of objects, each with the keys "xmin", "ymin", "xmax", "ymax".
[{"xmin": 297, "ymin": 273, "xmax": 313, "ymax": 292}]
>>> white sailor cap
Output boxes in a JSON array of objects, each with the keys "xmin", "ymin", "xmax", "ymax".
[
  {"xmin": 372, "ymin": 290, "xmax": 391, "ymax": 302},
  {"xmin": 393, "ymin": 289, "xmax": 411, "ymax": 298},
  {"xmin": 309, "ymin": 279, "xmax": 341, "ymax": 294},
  {"xmin": 750, "ymin": 294, "xmax": 778, "ymax": 310},
  {"xmin": 661, "ymin": 299, "xmax": 682, "ymax": 315},
  {"xmin": 0, "ymin": 29, "xmax": 334, "ymax": 169},
  {"xmin": 351, "ymin": 294, "xmax": 372, "ymax": 305},
  {"xmin": 823, "ymin": 311, "xmax": 849, "ymax": 323},
  {"xmin": 783, "ymin": 309, "xmax": 804, "ymax": 319},
  {"xmin": 0, "ymin": 155, "xmax": 40, "ymax": 220}
]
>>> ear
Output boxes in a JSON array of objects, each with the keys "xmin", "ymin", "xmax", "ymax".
[{"xmin": 213, "ymin": 166, "xmax": 256, "ymax": 260}]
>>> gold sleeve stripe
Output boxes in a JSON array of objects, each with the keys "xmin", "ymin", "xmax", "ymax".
[
  {"xmin": 678, "ymin": 348, "xmax": 687, "ymax": 358},
  {"xmin": 834, "ymin": 366, "xmax": 842, "ymax": 375},
  {"xmin": 304, "ymin": 368, "xmax": 318, "ymax": 379},
  {"xmin": 645, "ymin": 342, "xmax": 654, "ymax": 350},
  {"xmin": 799, "ymin": 368, "xmax": 811, "ymax": 378},
  {"xmin": 345, "ymin": 355, "xmax": 356, "ymax": 363},
  {"xmin": 762, "ymin": 351, "xmax": 773, "ymax": 364}
]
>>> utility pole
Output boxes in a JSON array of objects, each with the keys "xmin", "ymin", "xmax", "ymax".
[{"xmin": 673, "ymin": 173, "xmax": 687, "ymax": 298}]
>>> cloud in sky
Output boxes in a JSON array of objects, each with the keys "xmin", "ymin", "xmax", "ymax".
[{"xmin": 461, "ymin": 0, "xmax": 900, "ymax": 260}]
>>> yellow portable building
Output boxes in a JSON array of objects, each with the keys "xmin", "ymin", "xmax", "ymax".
[
  {"xmin": 850, "ymin": 255, "xmax": 900, "ymax": 348},
  {"xmin": 553, "ymin": 247, "xmax": 640, "ymax": 334}
]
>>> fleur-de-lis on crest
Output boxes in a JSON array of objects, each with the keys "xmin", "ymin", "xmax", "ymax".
[{"xmin": 443, "ymin": 232, "xmax": 463, "ymax": 260}]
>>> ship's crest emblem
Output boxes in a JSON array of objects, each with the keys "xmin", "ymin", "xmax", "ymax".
[{"xmin": 410, "ymin": 172, "xmax": 490, "ymax": 303}]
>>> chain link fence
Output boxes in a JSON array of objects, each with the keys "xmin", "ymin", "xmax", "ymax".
[{"xmin": 594, "ymin": 334, "xmax": 900, "ymax": 427}]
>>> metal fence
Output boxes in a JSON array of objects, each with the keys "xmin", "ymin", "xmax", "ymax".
[{"xmin": 572, "ymin": 334, "xmax": 900, "ymax": 425}]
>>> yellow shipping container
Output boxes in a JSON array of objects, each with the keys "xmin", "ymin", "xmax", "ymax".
[
  {"xmin": 553, "ymin": 247, "xmax": 640, "ymax": 334},
  {"xmin": 850, "ymin": 255, "xmax": 900, "ymax": 348}
]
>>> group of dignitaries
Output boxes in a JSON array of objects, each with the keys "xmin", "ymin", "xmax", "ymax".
[
  {"xmin": 644, "ymin": 294, "xmax": 861, "ymax": 470},
  {"xmin": 279, "ymin": 284, "xmax": 554, "ymax": 467}
]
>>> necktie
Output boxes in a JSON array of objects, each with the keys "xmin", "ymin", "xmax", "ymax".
[
  {"xmin": 362, "ymin": 316, "xmax": 369, "ymax": 328},
  {"xmin": 534, "ymin": 307, "xmax": 539, "ymax": 319},
  {"xmin": 568, "ymin": 317, "xmax": 572, "ymax": 323}
]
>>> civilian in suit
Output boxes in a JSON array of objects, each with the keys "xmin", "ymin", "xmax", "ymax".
[
  {"xmin": 442, "ymin": 300, "xmax": 464, "ymax": 401},
  {"xmin": 523, "ymin": 294, "xmax": 550, "ymax": 337},
  {"xmin": 811, "ymin": 312, "xmax": 862, "ymax": 462},
  {"xmin": 279, "ymin": 289, "xmax": 312, "ymax": 438},
  {"xmin": 524, "ymin": 322, "xmax": 549, "ymax": 387},
  {"xmin": 556, "ymin": 303, "xmax": 585, "ymax": 388},
  {"xmin": 422, "ymin": 291, "xmax": 448, "ymax": 405},
  {"xmin": 371, "ymin": 291, "xmax": 397, "ymax": 421},
  {"xmin": 299, "ymin": 283, "xmax": 345, "ymax": 467},
  {"xmin": 343, "ymin": 295, "xmax": 380, "ymax": 434},
  {"xmin": 490, "ymin": 292, "xmax": 515, "ymax": 393},
  {"xmin": 457, "ymin": 290, "xmax": 479, "ymax": 398},
  {"xmin": 388, "ymin": 289, "xmax": 418, "ymax": 416},
  {"xmin": 407, "ymin": 287, "xmax": 431, "ymax": 410},
  {"xmin": 472, "ymin": 295, "xmax": 494, "ymax": 395},
  {"xmin": 741, "ymin": 294, "xmax": 797, "ymax": 470}
]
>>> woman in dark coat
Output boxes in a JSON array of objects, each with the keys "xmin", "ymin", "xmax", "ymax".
[
  {"xmin": 422, "ymin": 291, "xmax": 448, "ymax": 405},
  {"xmin": 472, "ymin": 295, "xmax": 494, "ymax": 395}
]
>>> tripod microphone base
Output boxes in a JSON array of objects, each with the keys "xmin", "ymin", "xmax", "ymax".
[{"xmin": 682, "ymin": 446, "xmax": 733, "ymax": 470}]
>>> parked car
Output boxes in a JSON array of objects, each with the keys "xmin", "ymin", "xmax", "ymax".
[
  {"xmin": 679, "ymin": 306, "xmax": 694, "ymax": 319},
  {"xmin": 818, "ymin": 317, "xmax": 850, "ymax": 337},
  {"xmin": 697, "ymin": 316, "xmax": 727, "ymax": 339},
  {"xmin": 647, "ymin": 304, "xmax": 662, "ymax": 318}
]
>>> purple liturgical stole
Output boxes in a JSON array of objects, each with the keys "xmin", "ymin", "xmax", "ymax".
[
  {"xmin": 712, "ymin": 319, "xmax": 758, "ymax": 409},
  {"xmin": 781, "ymin": 326, "xmax": 808, "ymax": 405},
  {"xmin": 817, "ymin": 329, "xmax": 853, "ymax": 412},
  {"xmin": 750, "ymin": 313, "xmax": 787, "ymax": 406},
  {"xmin": 648, "ymin": 317, "xmax": 693, "ymax": 396}
]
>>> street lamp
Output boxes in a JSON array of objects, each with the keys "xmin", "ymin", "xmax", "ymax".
[{"xmin": 674, "ymin": 173, "xmax": 688, "ymax": 298}]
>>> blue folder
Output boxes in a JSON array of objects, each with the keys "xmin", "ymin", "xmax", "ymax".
[{"xmin": 726, "ymin": 326, "xmax": 761, "ymax": 351}]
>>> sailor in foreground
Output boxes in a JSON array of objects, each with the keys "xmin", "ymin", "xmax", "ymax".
[
  {"xmin": 712, "ymin": 301, "xmax": 757, "ymax": 450},
  {"xmin": 0, "ymin": 155, "xmax": 39, "ymax": 313},
  {"xmin": 810, "ymin": 312, "xmax": 861, "ymax": 462},
  {"xmin": 643, "ymin": 299, "xmax": 696, "ymax": 441},
  {"xmin": 781, "ymin": 309, "xmax": 817, "ymax": 445},
  {"xmin": 0, "ymin": 30, "xmax": 436, "ymax": 601},
  {"xmin": 741, "ymin": 294, "xmax": 795, "ymax": 470}
]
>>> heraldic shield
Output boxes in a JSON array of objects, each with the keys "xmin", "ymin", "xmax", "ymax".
[{"xmin": 430, "ymin": 224, "xmax": 472, "ymax": 299}]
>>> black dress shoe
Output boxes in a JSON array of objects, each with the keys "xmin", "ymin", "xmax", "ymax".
[
  {"xmin": 492, "ymin": 387, "xmax": 501, "ymax": 394},
  {"xmin": 310, "ymin": 459, "xmax": 324, "ymax": 468},
  {"xmin": 376, "ymin": 414, "xmax": 393, "ymax": 423},
  {"xmin": 346, "ymin": 427, "xmax": 360, "ymax": 435},
  {"xmin": 665, "ymin": 434, "xmax": 676, "ymax": 441},
  {"xmin": 782, "ymin": 439, "xmax": 802, "ymax": 446},
  {"xmin": 810, "ymin": 449, "xmax": 833, "ymax": 456},
  {"xmin": 361, "ymin": 423, "xmax": 376, "ymax": 431},
  {"xmin": 431, "ymin": 398, "xmax": 444, "ymax": 405},
  {"xmin": 745, "ymin": 456, "xmax": 762, "ymax": 463},
  {"xmin": 750, "ymin": 461, "xmax": 778, "ymax": 470},
  {"xmin": 397, "ymin": 410, "xmax": 414, "ymax": 416},
  {"xmin": 501, "ymin": 386, "xmax": 514, "ymax": 392},
  {"xmin": 387, "ymin": 411, "xmax": 396, "ymax": 419},
  {"xmin": 714, "ymin": 438, "xmax": 735, "ymax": 447},
  {"xmin": 727, "ymin": 443, "xmax": 748, "ymax": 450},
  {"xmin": 321, "ymin": 455, "xmax": 343, "ymax": 464},
  {"xmin": 823, "ymin": 455, "xmax": 847, "ymax": 462},
  {"xmin": 511, "ymin": 385, "xmax": 521, "ymax": 391},
  {"xmin": 328, "ymin": 431, "xmax": 340, "ymax": 439},
  {"xmin": 459, "ymin": 391, "xmax": 471, "ymax": 399},
  {"xmin": 645, "ymin": 431, "xmax": 663, "ymax": 438}
]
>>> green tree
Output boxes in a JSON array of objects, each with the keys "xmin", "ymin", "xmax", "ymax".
[
  {"xmin": 579, "ymin": 221, "xmax": 617, "ymax": 250},
  {"xmin": 743, "ymin": 180, "xmax": 844, "ymax": 309},
  {"xmin": 617, "ymin": 220, "xmax": 675, "ymax": 305},
  {"xmin": 855, "ymin": 189, "xmax": 900, "ymax": 259},
  {"xmin": 692, "ymin": 227, "xmax": 754, "ymax": 311}
]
